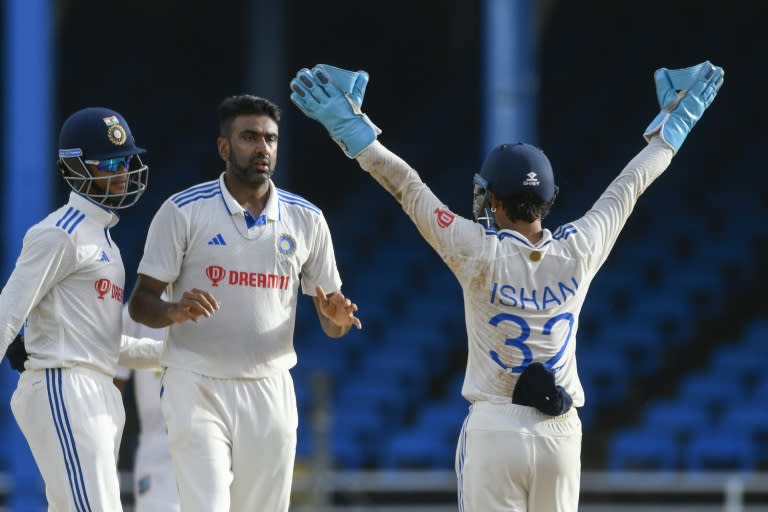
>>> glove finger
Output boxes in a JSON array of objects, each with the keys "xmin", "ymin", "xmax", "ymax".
[
  {"xmin": 653, "ymin": 68, "xmax": 678, "ymax": 110},
  {"xmin": 289, "ymin": 88, "xmax": 321, "ymax": 117},
  {"xmin": 350, "ymin": 71, "xmax": 369, "ymax": 108},
  {"xmin": 695, "ymin": 66, "xmax": 725, "ymax": 106},
  {"xmin": 666, "ymin": 61, "xmax": 711, "ymax": 90},
  {"xmin": 289, "ymin": 77, "xmax": 313, "ymax": 101},
  {"xmin": 292, "ymin": 69, "xmax": 327, "ymax": 102},
  {"xmin": 310, "ymin": 67, "xmax": 341, "ymax": 100},
  {"xmin": 700, "ymin": 68, "xmax": 724, "ymax": 107},
  {"xmin": 315, "ymin": 64, "xmax": 358, "ymax": 93},
  {"xmin": 686, "ymin": 64, "xmax": 725, "ymax": 107}
]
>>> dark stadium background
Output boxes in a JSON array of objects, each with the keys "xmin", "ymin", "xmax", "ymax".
[{"xmin": 1, "ymin": 0, "xmax": 767, "ymax": 509}]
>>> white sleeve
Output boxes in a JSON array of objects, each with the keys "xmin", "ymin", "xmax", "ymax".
[
  {"xmin": 118, "ymin": 335, "xmax": 163, "ymax": 371},
  {"xmin": 0, "ymin": 228, "xmax": 77, "ymax": 357},
  {"xmin": 356, "ymin": 141, "xmax": 487, "ymax": 278},
  {"xmin": 571, "ymin": 137, "xmax": 674, "ymax": 271},
  {"xmin": 300, "ymin": 213, "xmax": 342, "ymax": 296},
  {"xmin": 137, "ymin": 199, "xmax": 186, "ymax": 284},
  {"xmin": 115, "ymin": 365, "xmax": 132, "ymax": 380}
]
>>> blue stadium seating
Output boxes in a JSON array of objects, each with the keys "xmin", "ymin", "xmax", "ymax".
[
  {"xmin": 382, "ymin": 427, "xmax": 454, "ymax": 469},
  {"xmin": 641, "ymin": 399, "xmax": 713, "ymax": 442},
  {"xmin": 608, "ymin": 427, "xmax": 679, "ymax": 471},
  {"xmin": 677, "ymin": 371, "xmax": 745, "ymax": 418},
  {"xmin": 573, "ymin": 350, "xmax": 628, "ymax": 406},
  {"xmin": 684, "ymin": 431, "xmax": 757, "ymax": 472},
  {"xmin": 593, "ymin": 321, "xmax": 664, "ymax": 376}
]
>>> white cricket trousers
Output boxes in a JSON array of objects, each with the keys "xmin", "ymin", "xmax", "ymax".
[
  {"xmin": 133, "ymin": 432, "xmax": 180, "ymax": 512},
  {"xmin": 456, "ymin": 401, "xmax": 582, "ymax": 512},
  {"xmin": 161, "ymin": 367, "xmax": 298, "ymax": 512},
  {"xmin": 11, "ymin": 367, "xmax": 126, "ymax": 511}
]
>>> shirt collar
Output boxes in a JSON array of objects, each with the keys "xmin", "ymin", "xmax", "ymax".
[
  {"xmin": 69, "ymin": 191, "xmax": 119, "ymax": 227},
  {"xmin": 218, "ymin": 172, "xmax": 279, "ymax": 222},
  {"xmin": 497, "ymin": 228, "xmax": 553, "ymax": 248}
]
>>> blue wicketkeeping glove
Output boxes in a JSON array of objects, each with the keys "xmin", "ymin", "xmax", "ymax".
[
  {"xmin": 290, "ymin": 64, "xmax": 381, "ymax": 158},
  {"xmin": 643, "ymin": 61, "xmax": 724, "ymax": 153}
]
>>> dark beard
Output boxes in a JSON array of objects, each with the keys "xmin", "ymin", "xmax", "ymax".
[{"xmin": 230, "ymin": 153, "xmax": 273, "ymax": 186}]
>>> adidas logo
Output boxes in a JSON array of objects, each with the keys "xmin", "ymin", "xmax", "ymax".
[
  {"xmin": 208, "ymin": 233, "xmax": 227, "ymax": 246},
  {"xmin": 100, "ymin": 251, "xmax": 110, "ymax": 262}
]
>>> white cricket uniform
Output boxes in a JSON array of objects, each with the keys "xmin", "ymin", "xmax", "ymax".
[
  {"xmin": 0, "ymin": 192, "xmax": 128, "ymax": 511},
  {"xmin": 356, "ymin": 138, "xmax": 674, "ymax": 511},
  {"xmin": 137, "ymin": 173, "xmax": 342, "ymax": 512},
  {"xmin": 119, "ymin": 305, "xmax": 179, "ymax": 512}
]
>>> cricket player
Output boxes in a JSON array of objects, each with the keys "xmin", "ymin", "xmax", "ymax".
[
  {"xmin": 116, "ymin": 299, "xmax": 180, "ymax": 512},
  {"xmin": 0, "ymin": 107, "xmax": 162, "ymax": 510},
  {"xmin": 290, "ymin": 61, "xmax": 724, "ymax": 511},
  {"xmin": 127, "ymin": 94, "xmax": 361, "ymax": 511}
]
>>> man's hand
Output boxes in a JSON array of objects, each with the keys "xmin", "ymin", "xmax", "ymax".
[
  {"xmin": 290, "ymin": 64, "xmax": 380, "ymax": 158},
  {"xmin": 313, "ymin": 285, "xmax": 362, "ymax": 337},
  {"xmin": 643, "ymin": 61, "xmax": 724, "ymax": 153},
  {"xmin": 168, "ymin": 288, "xmax": 220, "ymax": 324},
  {"xmin": 5, "ymin": 334, "xmax": 28, "ymax": 373}
]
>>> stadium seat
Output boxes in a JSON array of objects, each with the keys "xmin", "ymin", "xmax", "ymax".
[
  {"xmin": 741, "ymin": 317, "xmax": 768, "ymax": 349},
  {"xmin": 608, "ymin": 427, "xmax": 679, "ymax": 471},
  {"xmin": 628, "ymin": 295, "xmax": 695, "ymax": 343},
  {"xmin": 574, "ymin": 350, "xmax": 628, "ymax": 406},
  {"xmin": 335, "ymin": 374, "xmax": 409, "ymax": 425},
  {"xmin": 593, "ymin": 321, "xmax": 664, "ymax": 376},
  {"xmin": 709, "ymin": 344, "xmax": 767, "ymax": 388},
  {"xmin": 677, "ymin": 371, "xmax": 744, "ymax": 418},
  {"xmin": 642, "ymin": 399, "xmax": 712, "ymax": 442},
  {"xmin": 684, "ymin": 431, "xmax": 757, "ymax": 471},
  {"xmin": 382, "ymin": 427, "xmax": 454, "ymax": 469},
  {"xmin": 413, "ymin": 399, "xmax": 469, "ymax": 447}
]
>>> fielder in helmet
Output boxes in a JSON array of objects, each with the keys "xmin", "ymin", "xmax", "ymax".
[
  {"xmin": 472, "ymin": 142, "xmax": 559, "ymax": 232},
  {"xmin": 291, "ymin": 61, "xmax": 724, "ymax": 512},
  {"xmin": 58, "ymin": 107, "xmax": 149, "ymax": 209},
  {"xmin": 0, "ymin": 106, "xmax": 161, "ymax": 510}
]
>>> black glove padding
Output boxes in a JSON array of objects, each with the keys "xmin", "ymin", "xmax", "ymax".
[
  {"xmin": 512, "ymin": 362, "xmax": 573, "ymax": 416},
  {"xmin": 5, "ymin": 334, "xmax": 28, "ymax": 373}
]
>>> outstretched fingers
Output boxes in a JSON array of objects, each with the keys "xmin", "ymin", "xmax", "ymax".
[{"xmin": 316, "ymin": 285, "xmax": 362, "ymax": 331}]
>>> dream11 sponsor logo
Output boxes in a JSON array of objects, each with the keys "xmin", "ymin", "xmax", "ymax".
[
  {"xmin": 205, "ymin": 265, "xmax": 290, "ymax": 290},
  {"xmin": 434, "ymin": 207, "xmax": 456, "ymax": 228},
  {"xmin": 94, "ymin": 278, "xmax": 124, "ymax": 302}
]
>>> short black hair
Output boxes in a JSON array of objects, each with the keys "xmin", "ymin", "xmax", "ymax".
[
  {"xmin": 500, "ymin": 191, "xmax": 558, "ymax": 223},
  {"xmin": 217, "ymin": 95, "xmax": 281, "ymax": 137}
]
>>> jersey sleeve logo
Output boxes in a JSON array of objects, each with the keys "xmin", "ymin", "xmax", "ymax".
[{"xmin": 434, "ymin": 207, "xmax": 456, "ymax": 228}]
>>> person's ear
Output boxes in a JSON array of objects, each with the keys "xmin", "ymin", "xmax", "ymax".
[
  {"xmin": 217, "ymin": 137, "xmax": 229, "ymax": 161},
  {"xmin": 490, "ymin": 193, "xmax": 502, "ymax": 211}
]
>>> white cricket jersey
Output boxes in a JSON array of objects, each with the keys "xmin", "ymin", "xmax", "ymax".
[
  {"xmin": 0, "ymin": 192, "xmax": 126, "ymax": 376},
  {"xmin": 137, "ymin": 173, "xmax": 342, "ymax": 379},
  {"xmin": 121, "ymin": 305, "xmax": 168, "ymax": 441},
  {"xmin": 357, "ymin": 138, "xmax": 674, "ymax": 407}
]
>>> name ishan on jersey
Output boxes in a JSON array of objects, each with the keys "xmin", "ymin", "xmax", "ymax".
[
  {"xmin": 205, "ymin": 265, "xmax": 290, "ymax": 290},
  {"xmin": 489, "ymin": 277, "xmax": 579, "ymax": 310}
]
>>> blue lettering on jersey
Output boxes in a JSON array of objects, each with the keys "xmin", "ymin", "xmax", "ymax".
[{"xmin": 489, "ymin": 277, "xmax": 579, "ymax": 310}]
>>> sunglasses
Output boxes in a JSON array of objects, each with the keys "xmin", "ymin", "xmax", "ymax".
[{"xmin": 84, "ymin": 155, "xmax": 133, "ymax": 172}]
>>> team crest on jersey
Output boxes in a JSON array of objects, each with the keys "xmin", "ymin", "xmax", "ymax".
[
  {"xmin": 276, "ymin": 233, "xmax": 296, "ymax": 256},
  {"xmin": 434, "ymin": 207, "xmax": 455, "ymax": 228}
]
